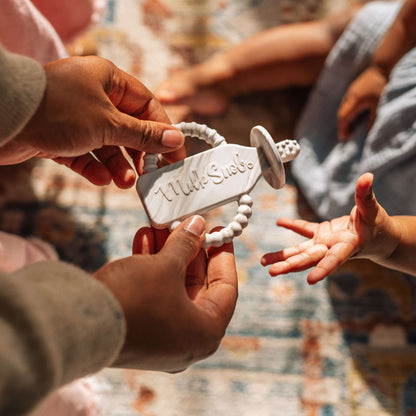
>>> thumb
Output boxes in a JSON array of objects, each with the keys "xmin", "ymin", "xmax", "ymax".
[
  {"xmin": 355, "ymin": 172, "xmax": 378, "ymax": 221},
  {"xmin": 109, "ymin": 114, "xmax": 186, "ymax": 155},
  {"xmin": 159, "ymin": 216, "xmax": 207, "ymax": 274}
]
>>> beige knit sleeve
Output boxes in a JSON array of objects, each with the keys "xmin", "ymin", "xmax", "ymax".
[
  {"xmin": 0, "ymin": 45, "xmax": 46, "ymax": 146},
  {"xmin": 0, "ymin": 261, "xmax": 126, "ymax": 415}
]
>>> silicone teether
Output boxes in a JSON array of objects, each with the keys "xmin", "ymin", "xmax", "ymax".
[{"xmin": 137, "ymin": 122, "xmax": 299, "ymax": 247}]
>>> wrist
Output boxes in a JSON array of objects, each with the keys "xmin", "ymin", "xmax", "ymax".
[
  {"xmin": 194, "ymin": 53, "xmax": 235, "ymax": 87},
  {"xmin": 369, "ymin": 62, "xmax": 391, "ymax": 82},
  {"xmin": 370, "ymin": 215, "xmax": 402, "ymax": 264}
]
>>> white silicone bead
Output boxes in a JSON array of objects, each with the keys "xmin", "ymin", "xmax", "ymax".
[
  {"xmin": 234, "ymin": 214, "xmax": 249, "ymax": 228},
  {"xmin": 230, "ymin": 221, "xmax": 243, "ymax": 234},
  {"xmin": 221, "ymin": 229, "xmax": 234, "ymax": 244},
  {"xmin": 207, "ymin": 231, "xmax": 223, "ymax": 246},
  {"xmin": 237, "ymin": 204, "xmax": 252, "ymax": 217},
  {"xmin": 171, "ymin": 221, "xmax": 181, "ymax": 230},
  {"xmin": 239, "ymin": 194, "xmax": 253, "ymax": 206}
]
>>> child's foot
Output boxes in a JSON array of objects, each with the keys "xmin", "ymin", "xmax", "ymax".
[{"xmin": 155, "ymin": 68, "xmax": 230, "ymax": 121}]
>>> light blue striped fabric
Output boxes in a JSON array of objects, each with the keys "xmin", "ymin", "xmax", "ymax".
[{"xmin": 292, "ymin": 1, "xmax": 416, "ymax": 219}]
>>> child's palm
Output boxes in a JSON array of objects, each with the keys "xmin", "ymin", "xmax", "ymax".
[
  {"xmin": 261, "ymin": 215, "xmax": 360, "ymax": 284},
  {"xmin": 261, "ymin": 173, "xmax": 377, "ymax": 284}
]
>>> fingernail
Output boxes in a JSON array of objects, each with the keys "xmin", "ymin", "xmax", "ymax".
[
  {"xmin": 162, "ymin": 130, "xmax": 185, "ymax": 148},
  {"xmin": 185, "ymin": 215, "xmax": 205, "ymax": 237}
]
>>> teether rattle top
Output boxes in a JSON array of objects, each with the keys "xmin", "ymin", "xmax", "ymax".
[{"xmin": 136, "ymin": 122, "xmax": 299, "ymax": 247}]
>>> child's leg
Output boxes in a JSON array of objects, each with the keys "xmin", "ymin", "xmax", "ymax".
[{"xmin": 155, "ymin": 4, "xmax": 362, "ymax": 119}]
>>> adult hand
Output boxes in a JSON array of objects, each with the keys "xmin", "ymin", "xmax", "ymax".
[
  {"xmin": 95, "ymin": 216, "xmax": 238, "ymax": 372},
  {"xmin": 337, "ymin": 66, "xmax": 387, "ymax": 141},
  {"xmin": 1, "ymin": 55, "xmax": 186, "ymax": 188},
  {"xmin": 261, "ymin": 173, "xmax": 398, "ymax": 284}
]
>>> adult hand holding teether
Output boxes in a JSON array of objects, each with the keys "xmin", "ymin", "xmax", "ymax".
[
  {"xmin": 137, "ymin": 122, "xmax": 300, "ymax": 247},
  {"xmin": 0, "ymin": 55, "xmax": 185, "ymax": 188}
]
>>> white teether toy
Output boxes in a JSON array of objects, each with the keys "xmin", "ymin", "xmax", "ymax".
[{"xmin": 136, "ymin": 122, "xmax": 300, "ymax": 248}]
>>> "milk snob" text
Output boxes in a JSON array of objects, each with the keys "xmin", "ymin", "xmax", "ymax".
[{"xmin": 154, "ymin": 152, "xmax": 254, "ymax": 202}]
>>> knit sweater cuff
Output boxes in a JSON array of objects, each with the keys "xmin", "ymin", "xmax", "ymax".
[
  {"xmin": 0, "ymin": 261, "xmax": 125, "ymax": 414},
  {"xmin": 0, "ymin": 46, "xmax": 46, "ymax": 146}
]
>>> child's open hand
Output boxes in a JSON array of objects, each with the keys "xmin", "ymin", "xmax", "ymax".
[
  {"xmin": 261, "ymin": 214, "xmax": 359, "ymax": 284},
  {"xmin": 261, "ymin": 173, "xmax": 398, "ymax": 284}
]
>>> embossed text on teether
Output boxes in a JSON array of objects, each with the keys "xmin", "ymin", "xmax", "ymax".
[{"xmin": 154, "ymin": 152, "xmax": 254, "ymax": 202}]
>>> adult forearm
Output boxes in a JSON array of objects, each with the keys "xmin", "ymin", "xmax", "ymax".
[
  {"xmin": 0, "ymin": 261, "xmax": 125, "ymax": 415},
  {"xmin": 371, "ymin": 0, "xmax": 416, "ymax": 76}
]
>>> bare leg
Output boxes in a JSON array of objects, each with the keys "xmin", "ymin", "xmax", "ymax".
[{"xmin": 156, "ymin": 5, "xmax": 362, "ymax": 120}]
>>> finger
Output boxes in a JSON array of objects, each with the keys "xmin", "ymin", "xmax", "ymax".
[
  {"xmin": 110, "ymin": 114, "xmax": 187, "ymax": 163},
  {"xmin": 132, "ymin": 226, "xmax": 155, "ymax": 254},
  {"xmin": 160, "ymin": 146, "xmax": 188, "ymax": 164},
  {"xmin": 268, "ymin": 243, "xmax": 328, "ymax": 276},
  {"xmin": 307, "ymin": 242, "xmax": 355, "ymax": 285},
  {"xmin": 368, "ymin": 104, "xmax": 378, "ymax": 132},
  {"xmin": 337, "ymin": 96, "xmax": 368, "ymax": 141},
  {"xmin": 187, "ymin": 225, "xmax": 229, "ymax": 302},
  {"xmin": 355, "ymin": 172, "xmax": 378, "ymax": 221},
  {"xmin": 261, "ymin": 250, "xmax": 286, "ymax": 266},
  {"xmin": 198, "ymin": 238, "xmax": 237, "ymax": 325},
  {"xmin": 106, "ymin": 68, "xmax": 187, "ymax": 162},
  {"xmin": 185, "ymin": 250, "xmax": 208, "ymax": 301},
  {"xmin": 132, "ymin": 226, "xmax": 170, "ymax": 255},
  {"xmin": 337, "ymin": 95, "xmax": 355, "ymax": 141},
  {"xmin": 159, "ymin": 216, "xmax": 206, "ymax": 278},
  {"xmin": 125, "ymin": 148, "xmax": 144, "ymax": 174},
  {"xmin": 153, "ymin": 227, "xmax": 171, "ymax": 252},
  {"xmin": 276, "ymin": 217, "xmax": 318, "ymax": 238},
  {"xmin": 54, "ymin": 154, "xmax": 112, "ymax": 186},
  {"xmin": 261, "ymin": 240, "xmax": 314, "ymax": 266},
  {"xmin": 93, "ymin": 146, "xmax": 136, "ymax": 189},
  {"xmin": 109, "ymin": 67, "xmax": 171, "ymax": 123}
]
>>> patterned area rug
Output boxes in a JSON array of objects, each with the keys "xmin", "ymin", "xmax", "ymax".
[{"xmin": 2, "ymin": 0, "xmax": 416, "ymax": 415}]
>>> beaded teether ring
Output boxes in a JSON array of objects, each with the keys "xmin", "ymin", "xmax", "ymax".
[{"xmin": 137, "ymin": 122, "xmax": 300, "ymax": 248}]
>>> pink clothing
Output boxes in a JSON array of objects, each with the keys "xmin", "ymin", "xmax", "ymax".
[
  {"xmin": 0, "ymin": 0, "xmax": 103, "ymax": 63},
  {"xmin": 32, "ymin": 0, "xmax": 105, "ymax": 43},
  {"xmin": 0, "ymin": 231, "xmax": 58, "ymax": 272},
  {"xmin": 0, "ymin": 0, "xmax": 67, "ymax": 63},
  {"xmin": 32, "ymin": 378, "xmax": 97, "ymax": 416}
]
